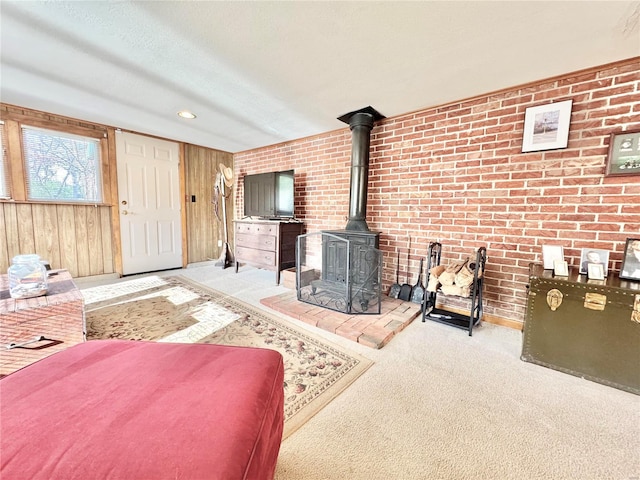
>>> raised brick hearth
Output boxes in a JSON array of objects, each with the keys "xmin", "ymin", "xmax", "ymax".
[{"xmin": 261, "ymin": 291, "xmax": 421, "ymax": 349}]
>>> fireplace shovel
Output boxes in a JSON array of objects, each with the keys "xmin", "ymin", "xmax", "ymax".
[
  {"xmin": 398, "ymin": 238, "xmax": 413, "ymax": 301},
  {"xmin": 410, "ymin": 258, "xmax": 425, "ymax": 305},
  {"xmin": 388, "ymin": 250, "xmax": 401, "ymax": 298}
]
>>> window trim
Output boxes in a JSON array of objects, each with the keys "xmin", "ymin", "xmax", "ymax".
[
  {"xmin": 0, "ymin": 121, "xmax": 10, "ymax": 199},
  {"xmin": 0, "ymin": 116, "xmax": 111, "ymax": 205},
  {"xmin": 21, "ymin": 124, "xmax": 104, "ymax": 204}
]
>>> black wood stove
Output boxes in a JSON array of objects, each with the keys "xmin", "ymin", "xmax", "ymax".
[{"xmin": 296, "ymin": 107, "xmax": 385, "ymax": 314}]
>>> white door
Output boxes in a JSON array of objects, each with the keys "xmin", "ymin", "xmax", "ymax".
[{"xmin": 115, "ymin": 131, "xmax": 182, "ymax": 275}]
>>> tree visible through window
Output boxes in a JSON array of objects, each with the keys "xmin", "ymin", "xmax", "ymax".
[{"xmin": 22, "ymin": 126, "xmax": 102, "ymax": 202}]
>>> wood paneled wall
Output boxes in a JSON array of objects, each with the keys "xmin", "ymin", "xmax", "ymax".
[
  {"xmin": 1, "ymin": 104, "xmax": 233, "ymax": 278},
  {"xmin": 184, "ymin": 145, "xmax": 234, "ymax": 264},
  {"xmin": 0, "ymin": 202, "xmax": 114, "ymax": 277}
]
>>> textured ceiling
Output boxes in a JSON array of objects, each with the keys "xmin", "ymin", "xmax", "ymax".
[{"xmin": 1, "ymin": 1, "xmax": 639, "ymax": 153}]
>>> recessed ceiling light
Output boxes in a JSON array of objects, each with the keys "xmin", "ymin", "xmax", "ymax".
[{"xmin": 177, "ymin": 110, "xmax": 196, "ymax": 119}]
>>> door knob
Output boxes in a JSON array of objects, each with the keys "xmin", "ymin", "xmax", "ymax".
[{"xmin": 122, "ymin": 210, "xmax": 129, "ymax": 215}]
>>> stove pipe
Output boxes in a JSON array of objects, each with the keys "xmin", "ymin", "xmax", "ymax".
[{"xmin": 338, "ymin": 107, "xmax": 385, "ymax": 232}]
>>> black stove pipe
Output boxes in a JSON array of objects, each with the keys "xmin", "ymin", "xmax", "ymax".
[{"xmin": 338, "ymin": 106, "xmax": 385, "ymax": 232}]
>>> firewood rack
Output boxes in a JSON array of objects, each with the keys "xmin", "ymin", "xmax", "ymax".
[{"xmin": 421, "ymin": 242, "xmax": 487, "ymax": 336}]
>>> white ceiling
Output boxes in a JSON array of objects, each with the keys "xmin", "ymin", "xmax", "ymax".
[{"xmin": 2, "ymin": 1, "xmax": 639, "ymax": 153}]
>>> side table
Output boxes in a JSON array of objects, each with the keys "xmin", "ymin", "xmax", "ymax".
[{"xmin": 0, "ymin": 269, "xmax": 85, "ymax": 377}]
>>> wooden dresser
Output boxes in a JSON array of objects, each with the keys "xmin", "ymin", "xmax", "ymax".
[{"xmin": 234, "ymin": 219, "xmax": 303, "ymax": 284}]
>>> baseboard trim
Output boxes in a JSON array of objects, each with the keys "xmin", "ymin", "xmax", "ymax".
[{"xmin": 74, "ymin": 272, "xmax": 120, "ymax": 285}]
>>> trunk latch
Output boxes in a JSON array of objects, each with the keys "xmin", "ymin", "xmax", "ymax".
[
  {"xmin": 546, "ymin": 289, "xmax": 563, "ymax": 311},
  {"xmin": 584, "ymin": 292, "xmax": 606, "ymax": 311}
]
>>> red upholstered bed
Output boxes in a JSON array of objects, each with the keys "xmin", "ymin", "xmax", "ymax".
[{"xmin": 0, "ymin": 340, "xmax": 284, "ymax": 480}]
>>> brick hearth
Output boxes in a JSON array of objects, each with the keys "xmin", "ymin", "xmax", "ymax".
[{"xmin": 261, "ymin": 291, "xmax": 421, "ymax": 349}]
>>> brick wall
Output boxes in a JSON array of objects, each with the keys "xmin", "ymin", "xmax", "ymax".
[{"xmin": 234, "ymin": 58, "xmax": 640, "ymax": 327}]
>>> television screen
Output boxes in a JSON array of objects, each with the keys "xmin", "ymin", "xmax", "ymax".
[{"xmin": 243, "ymin": 169, "xmax": 295, "ymax": 218}]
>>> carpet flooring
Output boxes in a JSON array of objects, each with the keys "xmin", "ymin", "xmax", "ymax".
[{"xmin": 82, "ymin": 274, "xmax": 372, "ymax": 439}]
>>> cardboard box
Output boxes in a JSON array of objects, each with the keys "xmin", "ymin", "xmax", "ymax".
[{"xmin": 281, "ymin": 267, "xmax": 317, "ymax": 289}]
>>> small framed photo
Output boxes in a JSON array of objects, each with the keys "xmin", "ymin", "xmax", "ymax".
[
  {"xmin": 579, "ymin": 248, "xmax": 609, "ymax": 276},
  {"xmin": 620, "ymin": 238, "xmax": 640, "ymax": 281},
  {"xmin": 605, "ymin": 130, "xmax": 640, "ymax": 176},
  {"xmin": 522, "ymin": 99, "xmax": 573, "ymax": 153},
  {"xmin": 587, "ymin": 263, "xmax": 605, "ymax": 281},
  {"xmin": 553, "ymin": 260, "xmax": 569, "ymax": 277},
  {"xmin": 542, "ymin": 245, "xmax": 564, "ymax": 270}
]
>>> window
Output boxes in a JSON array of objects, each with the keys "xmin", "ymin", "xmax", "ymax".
[
  {"xmin": 22, "ymin": 126, "xmax": 102, "ymax": 203},
  {"xmin": 0, "ymin": 122, "xmax": 9, "ymax": 199}
]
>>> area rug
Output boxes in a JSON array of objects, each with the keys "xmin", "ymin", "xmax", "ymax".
[{"xmin": 82, "ymin": 275, "xmax": 372, "ymax": 439}]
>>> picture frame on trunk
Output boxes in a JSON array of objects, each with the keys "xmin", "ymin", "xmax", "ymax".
[
  {"xmin": 605, "ymin": 130, "xmax": 640, "ymax": 177},
  {"xmin": 620, "ymin": 238, "xmax": 640, "ymax": 281},
  {"xmin": 587, "ymin": 263, "xmax": 605, "ymax": 281},
  {"xmin": 579, "ymin": 248, "xmax": 609, "ymax": 276},
  {"xmin": 553, "ymin": 260, "xmax": 569, "ymax": 277},
  {"xmin": 542, "ymin": 245, "xmax": 564, "ymax": 270},
  {"xmin": 522, "ymin": 99, "xmax": 573, "ymax": 153}
]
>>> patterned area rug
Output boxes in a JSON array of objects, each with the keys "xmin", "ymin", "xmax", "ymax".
[{"xmin": 82, "ymin": 275, "xmax": 372, "ymax": 439}]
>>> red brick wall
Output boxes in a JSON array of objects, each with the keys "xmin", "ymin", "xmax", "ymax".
[{"xmin": 234, "ymin": 58, "xmax": 640, "ymax": 326}]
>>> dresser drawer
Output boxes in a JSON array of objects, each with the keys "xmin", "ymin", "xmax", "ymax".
[
  {"xmin": 236, "ymin": 246, "xmax": 276, "ymax": 267},
  {"xmin": 235, "ymin": 222, "xmax": 277, "ymax": 236},
  {"xmin": 236, "ymin": 233, "xmax": 276, "ymax": 251}
]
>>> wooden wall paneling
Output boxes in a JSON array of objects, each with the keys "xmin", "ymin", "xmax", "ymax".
[
  {"xmin": 31, "ymin": 203, "xmax": 61, "ymax": 269},
  {"xmin": 1, "ymin": 112, "xmax": 106, "ymax": 139},
  {"xmin": 57, "ymin": 205, "xmax": 79, "ymax": 276},
  {"xmin": 85, "ymin": 205, "xmax": 104, "ymax": 276},
  {"xmin": 184, "ymin": 144, "xmax": 198, "ymax": 262},
  {"xmin": 205, "ymin": 151, "xmax": 215, "ymax": 263},
  {"xmin": 179, "ymin": 142, "xmax": 187, "ymax": 267},
  {"xmin": 185, "ymin": 144, "xmax": 221, "ymax": 264},
  {"xmin": 199, "ymin": 145, "xmax": 214, "ymax": 262},
  {"xmin": 2, "ymin": 204, "xmax": 20, "ymax": 264},
  {"xmin": 1, "ymin": 105, "xmax": 240, "ymax": 278},
  {"xmin": 99, "ymin": 137, "xmax": 111, "ymax": 204},
  {"xmin": 4, "ymin": 120, "xmax": 25, "ymax": 201},
  {"xmin": 73, "ymin": 206, "xmax": 90, "ymax": 277},
  {"xmin": 106, "ymin": 127, "xmax": 122, "ymax": 275},
  {"xmin": 0, "ymin": 205, "xmax": 9, "ymax": 272},
  {"xmin": 15, "ymin": 203, "xmax": 35, "ymax": 253},
  {"xmin": 99, "ymin": 206, "xmax": 114, "ymax": 274}
]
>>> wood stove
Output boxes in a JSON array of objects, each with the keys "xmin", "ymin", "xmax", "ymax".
[
  {"xmin": 296, "ymin": 107, "xmax": 385, "ymax": 314},
  {"xmin": 296, "ymin": 231, "xmax": 382, "ymax": 314}
]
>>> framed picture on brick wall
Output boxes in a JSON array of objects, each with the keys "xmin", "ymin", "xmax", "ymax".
[
  {"xmin": 522, "ymin": 99, "xmax": 573, "ymax": 153},
  {"xmin": 605, "ymin": 130, "xmax": 640, "ymax": 177}
]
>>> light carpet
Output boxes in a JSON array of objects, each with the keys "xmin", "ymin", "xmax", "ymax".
[{"xmin": 82, "ymin": 274, "xmax": 372, "ymax": 439}]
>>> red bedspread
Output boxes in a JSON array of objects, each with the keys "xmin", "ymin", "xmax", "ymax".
[{"xmin": 0, "ymin": 340, "xmax": 284, "ymax": 480}]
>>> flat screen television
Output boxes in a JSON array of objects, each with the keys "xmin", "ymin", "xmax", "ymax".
[{"xmin": 243, "ymin": 169, "xmax": 295, "ymax": 218}]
